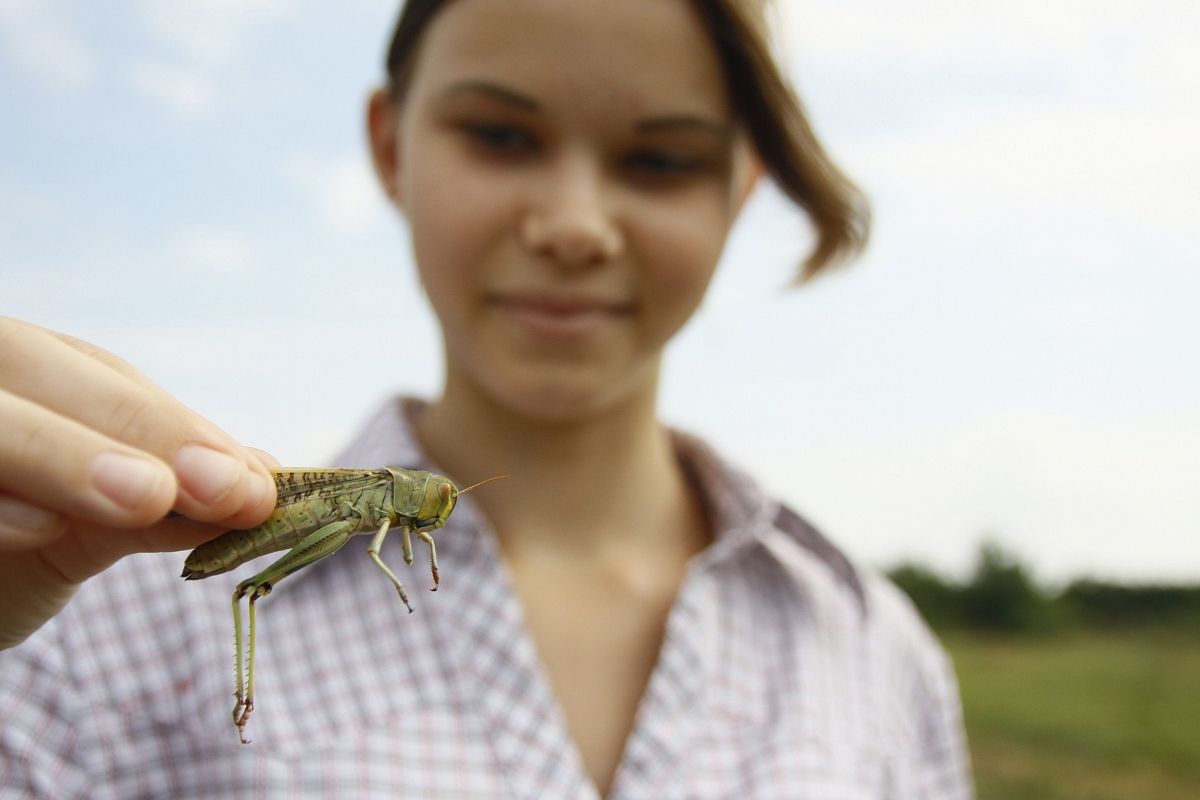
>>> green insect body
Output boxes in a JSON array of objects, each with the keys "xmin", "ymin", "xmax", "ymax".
[{"xmin": 181, "ymin": 466, "xmax": 466, "ymax": 744}]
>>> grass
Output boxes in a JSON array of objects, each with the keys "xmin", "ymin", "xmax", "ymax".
[{"xmin": 941, "ymin": 630, "xmax": 1200, "ymax": 799}]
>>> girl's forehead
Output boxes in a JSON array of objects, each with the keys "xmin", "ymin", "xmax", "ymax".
[{"xmin": 407, "ymin": 0, "xmax": 730, "ymax": 117}]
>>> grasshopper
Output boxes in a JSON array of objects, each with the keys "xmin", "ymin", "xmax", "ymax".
[{"xmin": 180, "ymin": 466, "xmax": 501, "ymax": 743}]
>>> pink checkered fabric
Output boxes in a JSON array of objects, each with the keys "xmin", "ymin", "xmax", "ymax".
[{"xmin": 1, "ymin": 398, "xmax": 972, "ymax": 799}]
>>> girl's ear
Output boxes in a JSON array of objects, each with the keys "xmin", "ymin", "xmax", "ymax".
[
  {"xmin": 732, "ymin": 142, "xmax": 763, "ymax": 216},
  {"xmin": 367, "ymin": 89, "xmax": 404, "ymax": 209}
]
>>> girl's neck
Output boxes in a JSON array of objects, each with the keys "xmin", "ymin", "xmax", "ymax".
[{"xmin": 414, "ymin": 373, "xmax": 708, "ymax": 557}]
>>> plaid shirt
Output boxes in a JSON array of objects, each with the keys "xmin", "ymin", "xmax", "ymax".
[{"xmin": 1, "ymin": 398, "xmax": 972, "ymax": 799}]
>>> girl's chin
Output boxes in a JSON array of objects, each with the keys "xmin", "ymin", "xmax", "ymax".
[
  {"xmin": 472, "ymin": 366, "xmax": 655, "ymax": 424},
  {"xmin": 489, "ymin": 383, "xmax": 623, "ymax": 423}
]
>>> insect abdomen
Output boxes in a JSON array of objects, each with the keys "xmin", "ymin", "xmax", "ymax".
[{"xmin": 181, "ymin": 498, "xmax": 342, "ymax": 579}]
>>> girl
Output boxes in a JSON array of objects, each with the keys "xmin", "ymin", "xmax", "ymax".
[{"xmin": 0, "ymin": 1, "xmax": 972, "ymax": 797}]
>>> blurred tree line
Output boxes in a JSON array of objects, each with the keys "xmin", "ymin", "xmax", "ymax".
[{"xmin": 887, "ymin": 542, "xmax": 1200, "ymax": 633}]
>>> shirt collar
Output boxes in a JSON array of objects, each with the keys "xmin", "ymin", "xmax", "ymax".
[
  {"xmin": 665, "ymin": 427, "xmax": 778, "ymax": 563},
  {"xmin": 328, "ymin": 396, "xmax": 869, "ymax": 616},
  {"xmin": 333, "ymin": 396, "xmax": 782, "ymax": 561}
]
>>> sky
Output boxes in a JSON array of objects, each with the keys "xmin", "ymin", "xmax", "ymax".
[{"xmin": 2, "ymin": 1, "xmax": 1197, "ymax": 584}]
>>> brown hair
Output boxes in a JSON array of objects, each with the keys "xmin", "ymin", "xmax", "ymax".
[{"xmin": 384, "ymin": 0, "xmax": 869, "ymax": 281}]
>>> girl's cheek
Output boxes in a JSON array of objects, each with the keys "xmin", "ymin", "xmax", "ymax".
[
  {"xmin": 409, "ymin": 178, "xmax": 501, "ymax": 293},
  {"xmin": 640, "ymin": 202, "xmax": 727, "ymax": 290}
]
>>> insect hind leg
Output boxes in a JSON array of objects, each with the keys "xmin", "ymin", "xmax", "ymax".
[{"xmin": 228, "ymin": 519, "xmax": 357, "ymax": 744}]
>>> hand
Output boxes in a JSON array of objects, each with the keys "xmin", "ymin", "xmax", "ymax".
[{"xmin": 0, "ymin": 317, "xmax": 278, "ymax": 649}]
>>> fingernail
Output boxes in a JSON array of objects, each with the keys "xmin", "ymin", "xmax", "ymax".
[
  {"xmin": 91, "ymin": 452, "xmax": 170, "ymax": 510},
  {"xmin": 174, "ymin": 444, "xmax": 244, "ymax": 506},
  {"xmin": 0, "ymin": 495, "xmax": 64, "ymax": 537}
]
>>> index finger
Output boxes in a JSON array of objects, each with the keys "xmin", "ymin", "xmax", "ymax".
[{"xmin": 0, "ymin": 318, "xmax": 276, "ymax": 528}]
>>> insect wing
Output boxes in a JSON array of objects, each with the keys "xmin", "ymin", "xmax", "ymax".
[{"xmin": 270, "ymin": 468, "xmax": 391, "ymax": 507}]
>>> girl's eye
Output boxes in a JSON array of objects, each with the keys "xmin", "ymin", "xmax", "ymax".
[
  {"xmin": 624, "ymin": 150, "xmax": 704, "ymax": 178},
  {"xmin": 462, "ymin": 122, "xmax": 536, "ymax": 154}
]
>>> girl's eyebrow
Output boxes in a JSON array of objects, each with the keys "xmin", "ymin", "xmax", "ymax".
[
  {"xmin": 636, "ymin": 115, "xmax": 733, "ymax": 141},
  {"xmin": 439, "ymin": 80, "xmax": 540, "ymax": 111},
  {"xmin": 438, "ymin": 80, "xmax": 730, "ymax": 140}
]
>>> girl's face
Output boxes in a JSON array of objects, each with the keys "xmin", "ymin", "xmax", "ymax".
[{"xmin": 371, "ymin": 0, "xmax": 757, "ymax": 421}]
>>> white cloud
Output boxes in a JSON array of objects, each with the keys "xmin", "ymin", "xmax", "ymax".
[
  {"xmin": 0, "ymin": 0, "xmax": 95, "ymax": 90},
  {"xmin": 779, "ymin": 1, "xmax": 1200, "ymax": 121},
  {"xmin": 768, "ymin": 2, "xmax": 1200, "ymax": 242},
  {"xmin": 849, "ymin": 104, "xmax": 1200, "ymax": 236},
  {"xmin": 139, "ymin": 0, "xmax": 295, "ymax": 65},
  {"xmin": 127, "ymin": 0, "xmax": 294, "ymax": 119},
  {"xmin": 174, "ymin": 226, "xmax": 256, "ymax": 274},
  {"xmin": 737, "ymin": 410, "xmax": 1200, "ymax": 584},
  {"xmin": 780, "ymin": 1, "xmax": 1194, "ymax": 75},
  {"xmin": 284, "ymin": 152, "xmax": 389, "ymax": 234},
  {"xmin": 129, "ymin": 61, "xmax": 217, "ymax": 118}
]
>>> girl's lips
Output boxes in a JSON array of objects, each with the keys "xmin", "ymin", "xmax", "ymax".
[{"xmin": 485, "ymin": 293, "xmax": 634, "ymax": 340}]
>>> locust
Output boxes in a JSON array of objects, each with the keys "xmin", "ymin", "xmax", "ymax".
[{"xmin": 180, "ymin": 466, "xmax": 501, "ymax": 744}]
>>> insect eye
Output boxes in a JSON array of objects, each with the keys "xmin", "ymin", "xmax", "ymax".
[{"xmin": 439, "ymin": 482, "xmax": 452, "ymax": 500}]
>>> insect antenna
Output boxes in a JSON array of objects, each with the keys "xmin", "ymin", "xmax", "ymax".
[{"xmin": 454, "ymin": 475, "xmax": 508, "ymax": 496}]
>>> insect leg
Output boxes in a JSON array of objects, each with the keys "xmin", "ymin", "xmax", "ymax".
[
  {"xmin": 238, "ymin": 585, "xmax": 269, "ymax": 743},
  {"xmin": 230, "ymin": 586, "xmax": 261, "ymax": 743},
  {"xmin": 415, "ymin": 529, "xmax": 439, "ymax": 590},
  {"xmin": 232, "ymin": 591, "xmax": 247, "ymax": 733},
  {"xmin": 400, "ymin": 523, "xmax": 414, "ymax": 566},
  {"xmin": 229, "ymin": 519, "xmax": 357, "ymax": 744},
  {"xmin": 367, "ymin": 519, "xmax": 414, "ymax": 613}
]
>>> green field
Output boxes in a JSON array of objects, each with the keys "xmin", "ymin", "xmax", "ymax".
[{"xmin": 942, "ymin": 631, "xmax": 1200, "ymax": 799}]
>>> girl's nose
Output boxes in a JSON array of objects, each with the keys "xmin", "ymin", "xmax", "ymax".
[{"xmin": 520, "ymin": 154, "xmax": 623, "ymax": 269}]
